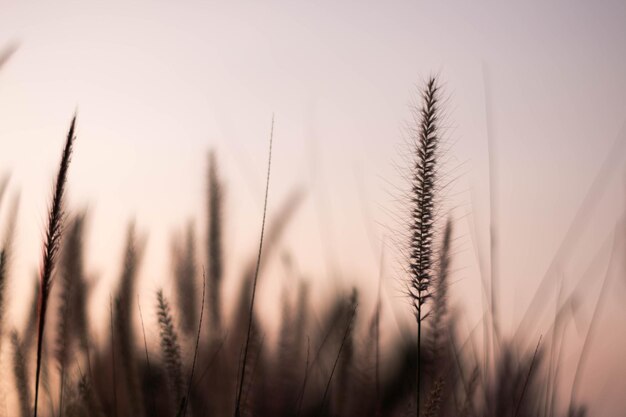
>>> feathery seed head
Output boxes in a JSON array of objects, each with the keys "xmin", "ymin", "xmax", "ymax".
[{"xmin": 408, "ymin": 76, "xmax": 441, "ymax": 319}]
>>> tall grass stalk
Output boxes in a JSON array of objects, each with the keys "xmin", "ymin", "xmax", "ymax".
[
  {"xmin": 56, "ymin": 213, "xmax": 87, "ymax": 414},
  {"xmin": 138, "ymin": 298, "xmax": 157, "ymax": 417},
  {"xmin": 12, "ymin": 330, "xmax": 30, "ymax": 417},
  {"xmin": 33, "ymin": 115, "xmax": 76, "ymax": 417},
  {"xmin": 514, "ymin": 336, "xmax": 542, "ymax": 417},
  {"xmin": 174, "ymin": 221, "xmax": 197, "ymax": 335},
  {"xmin": 408, "ymin": 76, "xmax": 440, "ymax": 417},
  {"xmin": 0, "ymin": 192, "xmax": 18, "ymax": 347},
  {"xmin": 156, "ymin": 289, "xmax": 184, "ymax": 411},
  {"xmin": 320, "ymin": 300, "xmax": 357, "ymax": 415},
  {"xmin": 207, "ymin": 151, "xmax": 224, "ymax": 336},
  {"xmin": 234, "ymin": 116, "xmax": 274, "ymax": 417},
  {"xmin": 114, "ymin": 224, "xmax": 144, "ymax": 416},
  {"xmin": 181, "ymin": 270, "xmax": 206, "ymax": 417},
  {"xmin": 430, "ymin": 217, "xmax": 452, "ymax": 364}
]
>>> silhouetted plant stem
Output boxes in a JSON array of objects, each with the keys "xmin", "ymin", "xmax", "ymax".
[
  {"xmin": 181, "ymin": 269, "xmax": 206, "ymax": 417},
  {"xmin": 110, "ymin": 295, "xmax": 118, "ymax": 417},
  {"xmin": 12, "ymin": 330, "xmax": 30, "ymax": 417},
  {"xmin": 295, "ymin": 337, "xmax": 310, "ymax": 417},
  {"xmin": 207, "ymin": 151, "xmax": 224, "ymax": 336},
  {"xmin": 138, "ymin": 298, "xmax": 157, "ymax": 417},
  {"xmin": 234, "ymin": 115, "xmax": 274, "ymax": 417},
  {"xmin": 34, "ymin": 115, "xmax": 76, "ymax": 417},
  {"xmin": 514, "ymin": 335, "xmax": 542, "ymax": 417},
  {"xmin": 156, "ymin": 290, "xmax": 184, "ymax": 410},
  {"xmin": 408, "ymin": 77, "xmax": 440, "ymax": 417},
  {"xmin": 320, "ymin": 302, "xmax": 357, "ymax": 415}
]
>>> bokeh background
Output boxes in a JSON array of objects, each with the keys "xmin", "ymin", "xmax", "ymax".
[{"xmin": 0, "ymin": 1, "xmax": 625, "ymax": 415}]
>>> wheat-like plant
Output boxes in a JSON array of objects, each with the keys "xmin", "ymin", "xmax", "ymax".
[
  {"xmin": 234, "ymin": 116, "xmax": 274, "ymax": 417},
  {"xmin": 0, "ymin": 192, "xmax": 18, "ymax": 348},
  {"xmin": 0, "ymin": 72, "xmax": 603, "ymax": 417},
  {"xmin": 408, "ymin": 76, "xmax": 441, "ymax": 416},
  {"xmin": 11, "ymin": 329, "xmax": 31, "ymax": 417},
  {"xmin": 174, "ymin": 221, "xmax": 197, "ymax": 335},
  {"xmin": 429, "ymin": 217, "xmax": 452, "ymax": 365},
  {"xmin": 207, "ymin": 150, "xmax": 224, "ymax": 337},
  {"xmin": 113, "ymin": 224, "xmax": 145, "ymax": 417},
  {"xmin": 34, "ymin": 115, "xmax": 76, "ymax": 417},
  {"xmin": 55, "ymin": 213, "xmax": 86, "ymax": 414},
  {"xmin": 156, "ymin": 289, "xmax": 185, "ymax": 411}
]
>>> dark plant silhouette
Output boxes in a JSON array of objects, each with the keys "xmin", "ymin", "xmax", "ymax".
[
  {"xmin": 33, "ymin": 116, "xmax": 76, "ymax": 417},
  {"xmin": 0, "ymin": 75, "xmax": 608, "ymax": 417}
]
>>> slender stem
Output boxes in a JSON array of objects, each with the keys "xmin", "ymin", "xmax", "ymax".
[
  {"xmin": 181, "ymin": 269, "xmax": 207, "ymax": 417},
  {"xmin": 234, "ymin": 116, "xmax": 274, "ymax": 417},
  {"xmin": 138, "ymin": 298, "xmax": 157, "ymax": 417},
  {"xmin": 514, "ymin": 336, "xmax": 542, "ymax": 417},
  {"xmin": 320, "ymin": 304, "xmax": 357, "ymax": 415},
  {"xmin": 417, "ymin": 307, "xmax": 421, "ymax": 417},
  {"xmin": 295, "ymin": 337, "xmax": 310, "ymax": 417},
  {"xmin": 59, "ymin": 369, "xmax": 65, "ymax": 417},
  {"xmin": 33, "ymin": 116, "xmax": 76, "ymax": 417},
  {"xmin": 110, "ymin": 295, "xmax": 118, "ymax": 417}
]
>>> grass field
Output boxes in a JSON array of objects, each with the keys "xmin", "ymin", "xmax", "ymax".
[{"xmin": 1, "ymin": 54, "xmax": 618, "ymax": 415}]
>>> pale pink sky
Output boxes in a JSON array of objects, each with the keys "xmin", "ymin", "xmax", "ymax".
[{"xmin": 0, "ymin": 2, "xmax": 625, "ymax": 414}]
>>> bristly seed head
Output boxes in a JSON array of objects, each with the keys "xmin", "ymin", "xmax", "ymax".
[
  {"xmin": 34, "ymin": 114, "xmax": 77, "ymax": 417},
  {"xmin": 156, "ymin": 289, "xmax": 184, "ymax": 407},
  {"xmin": 409, "ymin": 76, "xmax": 440, "ymax": 320}
]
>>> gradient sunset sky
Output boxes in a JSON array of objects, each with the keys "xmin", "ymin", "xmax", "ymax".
[{"xmin": 1, "ymin": 2, "xmax": 625, "ymax": 414}]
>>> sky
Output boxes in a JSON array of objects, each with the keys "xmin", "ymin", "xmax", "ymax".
[{"xmin": 1, "ymin": 1, "xmax": 625, "ymax": 414}]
